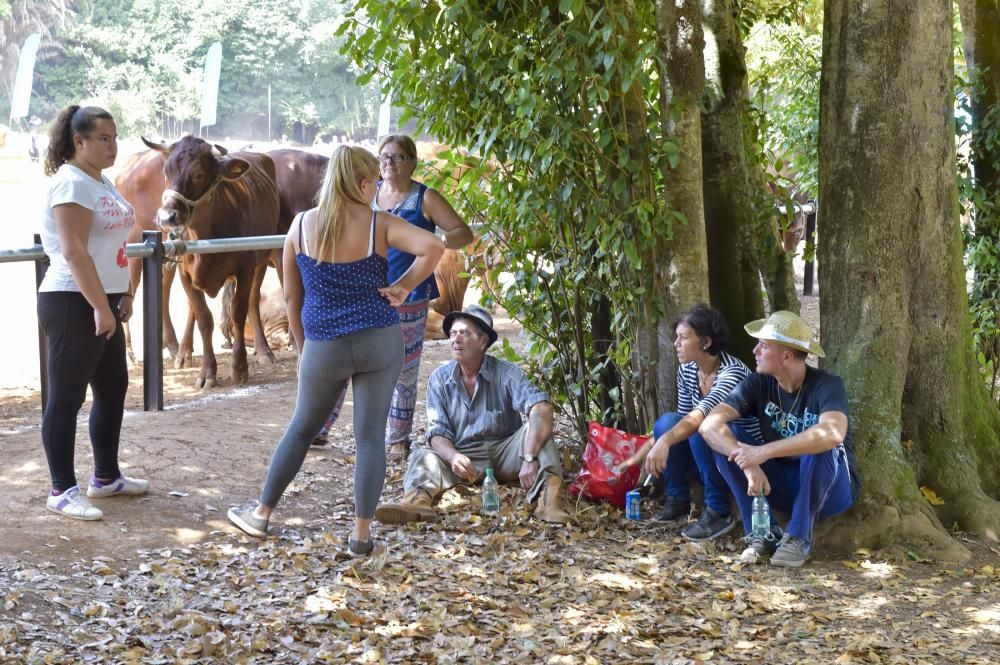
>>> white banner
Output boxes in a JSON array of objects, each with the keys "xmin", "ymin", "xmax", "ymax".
[
  {"xmin": 200, "ymin": 42, "xmax": 222, "ymax": 131},
  {"xmin": 377, "ymin": 90, "xmax": 392, "ymax": 140},
  {"xmin": 9, "ymin": 33, "xmax": 42, "ymax": 123}
]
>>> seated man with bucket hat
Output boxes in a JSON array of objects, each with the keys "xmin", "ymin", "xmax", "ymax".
[
  {"xmin": 700, "ymin": 311, "xmax": 860, "ymax": 567},
  {"xmin": 375, "ymin": 305, "xmax": 572, "ymax": 525}
]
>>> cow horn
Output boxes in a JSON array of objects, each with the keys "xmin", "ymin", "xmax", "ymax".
[
  {"xmin": 213, "ymin": 144, "xmax": 228, "ymax": 156},
  {"xmin": 142, "ymin": 136, "xmax": 171, "ymax": 155}
]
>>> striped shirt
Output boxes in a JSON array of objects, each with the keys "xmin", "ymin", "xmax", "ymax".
[
  {"xmin": 678, "ymin": 351, "xmax": 762, "ymax": 442},
  {"xmin": 425, "ymin": 355, "xmax": 548, "ymax": 448}
]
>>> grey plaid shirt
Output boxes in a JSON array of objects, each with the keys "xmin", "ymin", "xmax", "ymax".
[{"xmin": 424, "ymin": 355, "xmax": 549, "ymax": 449}]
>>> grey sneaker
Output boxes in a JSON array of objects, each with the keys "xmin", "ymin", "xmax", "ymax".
[
  {"xmin": 681, "ymin": 507, "xmax": 736, "ymax": 541},
  {"xmin": 770, "ymin": 533, "xmax": 811, "ymax": 568},
  {"xmin": 652, "ymin": 496, "xmax": 691, "ymax": 523},
  {"xmin": 738, "ymin": 525, "xmax": 783, "ymax": 564},
  {"xmin": 227, "ymin": 502, "xmax": 269, "ymax": 538},
  {"xmin": 347, "ymin": 537, "xmax": 385, "ymax": 559}
]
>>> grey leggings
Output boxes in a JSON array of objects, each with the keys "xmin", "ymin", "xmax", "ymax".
[{"xmin": 260, "ymin": 325, "xmax": 403, "ymax": 518}]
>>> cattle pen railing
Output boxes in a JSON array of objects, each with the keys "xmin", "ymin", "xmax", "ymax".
[
  {"xmin": 0, "ymin": 230, "xmax": 285, "ymax": 412},
  {"xmin": 0, "ymin": 202, "xmax": 817, "ymax": 414}
]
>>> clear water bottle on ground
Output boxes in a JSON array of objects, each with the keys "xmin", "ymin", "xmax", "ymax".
[
  {"xmin": 751, "ymin": 493, "xmax": 771, "ymax": 539},
  {"xmin": 482, "ymin": 467, "xmax": 500, "ymax": 516}
]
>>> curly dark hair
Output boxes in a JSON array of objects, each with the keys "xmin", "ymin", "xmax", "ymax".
[
  {"xmin": 44, "ymin": 105, "xmax": 114, "ymax": 176},
  {"xmin": 671, "ymin": 303, "xmax": 730, "ymax": 356}
]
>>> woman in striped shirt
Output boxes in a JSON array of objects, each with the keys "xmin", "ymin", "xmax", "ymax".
[{"xmin": 618, "ymin": 304, "xmax": 759, "ymax": 541}]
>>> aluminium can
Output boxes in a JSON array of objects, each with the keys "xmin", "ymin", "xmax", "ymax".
[{"xmin": 625, "ymin": 490, "xmax": 641, "ymax": 520}]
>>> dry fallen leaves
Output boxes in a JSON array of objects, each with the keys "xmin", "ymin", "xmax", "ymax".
[{"xmin": 1, "ymin": 438, "xmax": 998, "ymax": 664}]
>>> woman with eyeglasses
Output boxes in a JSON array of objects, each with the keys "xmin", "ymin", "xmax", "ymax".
[{"xmin": 313, "ymin": 135, "xmax": 474, "ymax": 461}]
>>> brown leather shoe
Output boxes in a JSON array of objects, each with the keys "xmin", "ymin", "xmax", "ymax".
[
  {"xmin": 375, "ymin": 489, "xmax": 439, "ymax": 524},
  {"xmin": 533, "ymin": 475, "xmax": 572, "ymax": 524}
]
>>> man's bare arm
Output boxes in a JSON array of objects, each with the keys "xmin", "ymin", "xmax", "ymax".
[
  {"xmin": 699, "ymin": 404, "xmax": 743, "ymax": 456},
  {"xmin": 523, "ymin": 401, "xmax": 554, "ymax": 457}
]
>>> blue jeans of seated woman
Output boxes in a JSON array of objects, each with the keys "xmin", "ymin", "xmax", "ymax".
[
  {"xmin": 712, "ymin": 426, "xmax": 855, "ymax": 546},
  {"xmin": 653, "ymin": 412, "xmax": 733, "ymax": 515}
]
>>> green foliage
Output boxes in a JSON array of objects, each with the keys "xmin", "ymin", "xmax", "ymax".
[
  {"xmin": 14, "ymin": 0, "xmax": 379, "ymax": 140},
  {"xmin": 746, "ymin": 21, "xmax": 821, "ymax": 198},
  {"xmin": 956, "ymin": 69, "xmax": 1000, "ymax": 403},
  {"xmin": 342, "ymin": 1, "xmax": 680, "ymax": 433}
]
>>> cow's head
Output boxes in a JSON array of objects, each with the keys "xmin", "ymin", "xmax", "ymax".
[{"xmin": 141, "ymin": 136, "xmax": 250, "ymax": 230}]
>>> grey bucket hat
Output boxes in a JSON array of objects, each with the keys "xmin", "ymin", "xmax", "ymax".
[{"xmin": 442, "ymin": 305, "xmax": 498, "ymax": 347}]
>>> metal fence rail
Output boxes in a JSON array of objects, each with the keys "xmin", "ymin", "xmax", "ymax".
[
  {"xmin": 1, "ymin": 231, "xmax": 285, "ymax": 412},
  {"xmin": 1, "ymin": 202, "xmax": 817, "ymax": 413}
]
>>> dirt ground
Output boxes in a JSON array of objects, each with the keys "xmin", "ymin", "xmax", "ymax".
[
  {"xmin": 0, "ymin": 321, "xmax": 487, "ymax": 568},
  {"xmin": 4, "ymin": 144, "xmax": 1000, "ymax": 663}
]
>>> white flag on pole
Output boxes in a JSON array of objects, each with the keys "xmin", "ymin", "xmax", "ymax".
[
  {"xmin": 9, "ymin": 33, "xmax": 42, "ymax": 124},
  {"xmin": 200, "ymin": 42, "xmax": 222, "ymax": 132}
]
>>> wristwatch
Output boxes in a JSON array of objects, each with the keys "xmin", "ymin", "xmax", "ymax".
[{"xmin": 520, "ymin": 454, "xmax": 538, "ymax": 463}]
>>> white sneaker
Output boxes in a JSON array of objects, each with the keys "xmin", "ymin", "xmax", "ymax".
[
  {"xmin": 47, "ymin": 486, "xmax": 104, "ymax": 521},
  {"xmin": 87, "ymin": 475, "xmax": 150, "ymax": 498}
]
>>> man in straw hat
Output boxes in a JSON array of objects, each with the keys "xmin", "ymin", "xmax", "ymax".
[
  {"xmin": 375, "ymin": 305, "xmax": 572, "ymax": 525},
  {"xmin": 700, "ymin": 311, "xmax": 860, "ymax": 567}
]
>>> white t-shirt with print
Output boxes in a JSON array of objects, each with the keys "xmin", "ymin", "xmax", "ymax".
[{"xmin": 39, "ymin": 164, "xmax": 135, "ymax": 293}]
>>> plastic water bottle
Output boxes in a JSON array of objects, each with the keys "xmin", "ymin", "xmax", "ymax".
[
  {"xmin": 751, "ymin": 493, "xmax": 771, "ymax": 539},
  {"xmin": 482, "ymin": 468, "xmax": 500, "ymax": 516}
]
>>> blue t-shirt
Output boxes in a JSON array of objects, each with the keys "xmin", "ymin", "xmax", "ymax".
[{"xmin": 724, "ymin": 367, "xmax": 861, "ymax": 496}]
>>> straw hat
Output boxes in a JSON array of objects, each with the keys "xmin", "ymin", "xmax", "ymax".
[{"xmin": 744, "ymin": 310, "xmax": 825, "ymax": 358}]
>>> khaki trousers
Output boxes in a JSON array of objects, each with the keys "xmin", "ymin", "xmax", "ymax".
[{"xmin": 402, "ymin": 424, "xmax": 561, "ymax": 503}]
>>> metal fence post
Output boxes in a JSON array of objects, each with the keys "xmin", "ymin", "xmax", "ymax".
[
  {"xmin": 142, "ymin": 230, "xmax": 164, "ymax": 411},
  {"xmin": 33, "ymin": 234, "xmax": 49, "ymax": 413},
  {"xmin": 803, "ymin": 203, "xmax": 817, "ymax": 296}
]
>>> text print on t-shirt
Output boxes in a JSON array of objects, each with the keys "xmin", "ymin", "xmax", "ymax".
[
  {"xmin": 98, "ymin": 195, "xmax": 133, "ymax": 231},
  {"xmin": 764, "ymin": 401, "xmax": 819, "ymax": 439}
]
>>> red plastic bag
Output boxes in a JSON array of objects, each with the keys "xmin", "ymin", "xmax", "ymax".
[{"xmin": 568, "ymin": 422, "xmax": 649, "ymax": 509}]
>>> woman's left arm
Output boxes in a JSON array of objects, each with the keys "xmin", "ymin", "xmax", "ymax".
[{"xmin": 422, "ymin": 188, "xmax": 473, "ymax": 250}]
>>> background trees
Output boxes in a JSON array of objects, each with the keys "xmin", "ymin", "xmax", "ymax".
[
  {"xmin": 342, "ymin": 0, "xmax": 1000, "ymax": 555},
  {"xmin": 0, "ymin": 0, "xmax": 379, "ymax": 141}
]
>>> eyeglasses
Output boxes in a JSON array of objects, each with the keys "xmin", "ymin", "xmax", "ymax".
[
  {"xmin": 379, "ymin": 153, "xmax": 413, "ymax": 164},
  {"xmin": 448, "ymin": 326, "xmax": 481, "ymax": 339}
]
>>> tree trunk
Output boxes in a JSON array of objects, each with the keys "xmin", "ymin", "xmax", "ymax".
[
  {"xmin": 819, "ymin": 0, "xmax": 1000, "ymax": 559},
  {"xmin": 700, "ymin": 0, "xmax": 766, "ymax": 364},
  {"xmin": 653, "ymin": 0, "xmax": 709, "ymax": 415}
]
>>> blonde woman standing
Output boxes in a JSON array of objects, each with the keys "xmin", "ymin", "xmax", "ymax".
[
  {"xmin": 228, "ymin": 146, "xmax": 445, "ymax": 556},
  {"xmin": 313, "ymin": 135, "xmax": 473, "ymax": 459}
]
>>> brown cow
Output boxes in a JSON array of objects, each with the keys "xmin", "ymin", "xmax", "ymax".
[
  {"xmin": 219, "ymin": 149, "xmax": 328, "ymax": 349},
  {"xmin": 116, "ymin": 150, "xmax": 180, "ymax": 362},
  {"xmin": 142, "ymin": 136, "xmax": 280, "ymax": 388}
]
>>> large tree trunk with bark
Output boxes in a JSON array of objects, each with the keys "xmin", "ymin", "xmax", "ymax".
[
  {"xmin": 651, "ymin": 0, "xmax": 709, "ymax": 415},
  {"xmin": 819, "ymin": 0, "xmax": 1000, "ymax": 559},
  {"xmin": 700, "ymin": 0, "xmax": 766, "ymax": 363}
]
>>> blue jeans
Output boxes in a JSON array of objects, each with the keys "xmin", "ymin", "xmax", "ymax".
[
  {"xmin": 652, "ymin": 412, "xmax": 733, "ymax": 515},
  {"xmin": 713, "ymin": 425, "xmax": 855, "ymax": 544}
]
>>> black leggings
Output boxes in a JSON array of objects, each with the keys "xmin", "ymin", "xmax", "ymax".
[{"xmin": 37, "ymin": 291, "xmax": 128, "ymax": 492}]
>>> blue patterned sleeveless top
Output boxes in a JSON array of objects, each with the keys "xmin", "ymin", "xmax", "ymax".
[
  {"xmin": 296, "ymin": 210, "xmax": 399, "ymax": 341},
  {"xmin": 376, "ymin": 180, "xmax": 439, "ymax": 303}
]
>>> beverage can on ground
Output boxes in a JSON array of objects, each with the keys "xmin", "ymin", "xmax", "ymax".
[{"xmin": 625, "ymin": 490, "xmax": 640, "ymax": 520}]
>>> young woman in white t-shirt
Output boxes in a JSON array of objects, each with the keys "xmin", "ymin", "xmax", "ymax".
[{"xmin": 38, "ymin": 105, "xmax": 149, "ymax": 521}]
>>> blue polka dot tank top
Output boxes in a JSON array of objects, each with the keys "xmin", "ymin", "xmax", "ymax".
[{"xmin": 296, "ymin": 211, "xmax": 400, "ymax": 341}]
